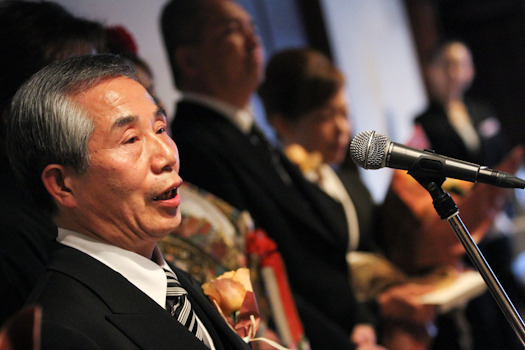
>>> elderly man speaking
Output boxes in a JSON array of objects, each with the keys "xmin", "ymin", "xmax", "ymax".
[{"xmin": 6, "ymin": 54, "xmax": 251, "ymax": 350}]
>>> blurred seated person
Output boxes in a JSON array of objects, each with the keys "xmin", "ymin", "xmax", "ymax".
[
  {"xmin": 258, "ymin": 47, "xmax": 438, "ymax": 350},
  {"xmin": 380, "ymin": 39, "xmax": 524, "ymax": 350},
  {"xmin": 7, "ymin": 54, "xmax": 251, "ymax": 349},
  {"xmin": 415, "ymin": 39, "xmax": 511, "ymax": 166},
  {"xmin": 0, "ymin": 0, "xmax": 105, "ymax": 325}
]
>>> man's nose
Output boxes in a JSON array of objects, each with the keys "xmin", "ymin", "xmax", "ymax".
[
  {"xmin": 245, "ymin": 22, "xmax": 260, "ymax": 46},
  {"xmin": 151, "ymin": 136, "xmax": 178, "ymax": 173}
]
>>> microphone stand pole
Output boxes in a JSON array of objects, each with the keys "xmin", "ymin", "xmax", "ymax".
[{"xmin": 410, "ymin": 172, "xmax": 525, "ymax": 347}]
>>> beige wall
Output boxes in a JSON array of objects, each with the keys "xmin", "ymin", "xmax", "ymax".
[{"xmin": 321, "ymin": 0, "xmax": 426, "ymax": 201}]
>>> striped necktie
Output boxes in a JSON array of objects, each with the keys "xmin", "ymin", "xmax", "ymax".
[{"xmin": 164, "ymin": 268, "xmax": 204, "ymax": 342}]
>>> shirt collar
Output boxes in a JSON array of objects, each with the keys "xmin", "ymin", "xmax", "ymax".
[
  {"xmin": 57, "ymin": 227, "xmax": 169, "ymax": 308},
  {"xmin": 181, "ymin": 92, "xmax": 254, "ymax": 134}
]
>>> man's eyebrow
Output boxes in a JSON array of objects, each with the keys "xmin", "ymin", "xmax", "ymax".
[
  {"xmin": 155, "ymin": 105, "xmax": 166, "ymax": 118},
  {"xmin": 112, "ymin": 106, "xmax": 165, "ymax": 128},
  {"xmin": 112, "ymin": 115, "xmax": 138, "ymax": 129}
]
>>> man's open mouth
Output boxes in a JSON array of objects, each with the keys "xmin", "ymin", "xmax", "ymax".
[{"xmin": 153, "ymin": 188, "xmax": 177, "ymax": 201}]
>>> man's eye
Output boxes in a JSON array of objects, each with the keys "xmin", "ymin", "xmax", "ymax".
[
  {"xmin": 156, "ymin": 127, "xmax": 166, "ymax": 135},
  {"xmin": 223, "ymin": 20, "xmax": 243, "ymax": 35},
  {"xmin": 126, "ymin": 137, "xmax": 137, "ymax": 144}
]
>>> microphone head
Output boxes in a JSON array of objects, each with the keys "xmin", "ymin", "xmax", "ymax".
[{"xmin": 350, "ymin": 130, "xmax": 389, "ymax": 169}]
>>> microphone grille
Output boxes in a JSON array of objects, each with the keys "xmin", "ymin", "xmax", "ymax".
[{"xmin": 349, "ymin": 130, "xmax": 389, "ymax": 169}]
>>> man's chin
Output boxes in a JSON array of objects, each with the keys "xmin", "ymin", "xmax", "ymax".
[{"xmin": 155, "ymin": 217, "xmax": 182, "ymax": 238}]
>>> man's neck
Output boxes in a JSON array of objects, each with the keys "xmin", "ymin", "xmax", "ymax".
[
  {"xmin": 54, "ymin": 216, "xmax": 157, "ymax": 259},
  {"xmin": 182, "ymin": 92, "xmax": 254, "ymax": 133},
  {"xmin": 181, "ymin": 86, "xmax": 251, "ymax": 109}
]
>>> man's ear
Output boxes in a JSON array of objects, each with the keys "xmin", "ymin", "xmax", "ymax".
[
  {"xmin": 175, "ymin": 47, "xmax": 200, "ymax": 77},
  {"xmin": 41, "ymin": 164, "xmax": 77, "ymax": 209}
]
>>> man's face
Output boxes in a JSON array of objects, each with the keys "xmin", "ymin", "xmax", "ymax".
[
  {"xmin": 68, "ymin": 77, "xmax": 182, "ymax": 249},
  {"xmin": 191, "ymin": 0, "xmax": 264, "ymax": 104}
]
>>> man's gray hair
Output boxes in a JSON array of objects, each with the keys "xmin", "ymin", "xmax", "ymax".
[{"xmin": 7, "ymin": 54, "xmax": 136, "ymax": 216}]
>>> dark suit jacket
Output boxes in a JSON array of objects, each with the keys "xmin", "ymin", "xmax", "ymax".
[
  {"xmin": 25, "ymin": 245, "xmax": 250, "ymax": 350},
  {"xmin": 0, "ymin": 155, "xmax": 58, "ymax": 326},
  {"xmin": 414, "ymin": 98, "xmax": 511, "ymax": 167},
  {"xmin": 171, "ymin": 101, "xmax": 374, "ymax": 349}
]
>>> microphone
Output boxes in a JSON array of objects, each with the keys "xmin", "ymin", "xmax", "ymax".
[{"xmin": 350, "ymin": 130, "xmax": 525, "ymax": 189}]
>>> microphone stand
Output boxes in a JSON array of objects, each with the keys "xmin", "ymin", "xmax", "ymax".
[{"xmin": 409, "ymin": 168, "xmax": 525, "ymax": 347}]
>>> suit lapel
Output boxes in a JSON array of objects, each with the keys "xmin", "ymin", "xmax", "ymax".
[
  {"xmin": 107, "ymin": 313, "xmax": 209, "ymax": 350},
  {"xmin": 48, "ymin": 247, "xmax": 228, "ymax": 350}
]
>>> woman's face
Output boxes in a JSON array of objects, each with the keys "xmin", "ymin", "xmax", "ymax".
[
  {"xmin": 282, "ymin": 87, "xmax": 351, "ymax": 165},
  {"xmin": 427, "ymin": 42, "xmax": 474, "ymax": 102}
]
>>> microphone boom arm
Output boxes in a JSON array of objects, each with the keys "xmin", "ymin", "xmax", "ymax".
[{"xmin": 409, "ymin": 170, "xmax": 525, "ymax": 347}]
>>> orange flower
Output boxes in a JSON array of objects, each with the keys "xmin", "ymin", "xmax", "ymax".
[
  {"xmin": 284, "ymin": 144, "xmax": 323, "ymax": 172},
  {"xmin": 202, "ymin": 268, "xmax": 252, "ymax": 316}
]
